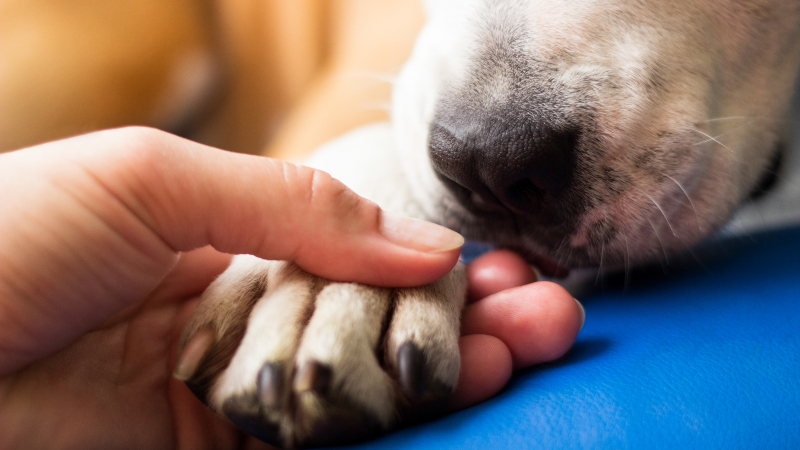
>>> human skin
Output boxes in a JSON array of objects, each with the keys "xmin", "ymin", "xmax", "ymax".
[{"xmin": 0, "ymin": 127, "xmax": 583, "ymax": 449}]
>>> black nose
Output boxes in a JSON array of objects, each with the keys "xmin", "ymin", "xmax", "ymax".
[{"xmin": 428, "ymin": 117, "xmax": 577, "ymax": 214}]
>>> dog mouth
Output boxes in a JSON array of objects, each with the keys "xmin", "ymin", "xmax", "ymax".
[
  {"xmin": 502, "ymin": 244, "xmax": 572, "ymax": 278},
  {"xmin": 443, "ymin": 165, "xmax": 712, "ymax": 273},
  {"xmin": 442, "ymin": 190, "xmax": 584, "ymax": 274},
  {"xmin": 428, "ymin": 114, "xmax": 740, "ymax": 272}
]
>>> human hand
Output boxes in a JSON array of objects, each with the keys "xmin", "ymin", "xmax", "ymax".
[
  {"xmin": 453, "ymin": 250, "xmax": 584, "ymax": 411},
  {"xmin": 0, "ymin": 127, "xmax": 582, "ymax": 449}
]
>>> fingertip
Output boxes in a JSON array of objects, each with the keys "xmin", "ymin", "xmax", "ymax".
[
  {"xmin": 523, "ymin": 282, "xmax": 584, "ymax": 364},
  {"xmin": 379, "ymin": 211, "xmax": 465, "ymax": 253},
  {"xmin": 364, "ymin": 239, "xmax": 463, "ymax": 286},
  {"xmin": 257, "ymin": 169, "xmax": 464, "ymax": 287},
  {"xmin": 462, "ymin": 281, "xmax": 582, "ymax": 369},
  {"xmin": 466, "ymin": 250, "xmax": 537, "ymax": 302},
  {"xmin": 294, "ymin": 237, "xmax": 462, "ymax": 287},
  {"xmin": 448, "ymin": 334, "xmax": 512, "ymax": 412}
]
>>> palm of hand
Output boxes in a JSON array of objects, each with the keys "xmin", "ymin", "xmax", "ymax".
[
  {"xmin": 0, "ymin": 248, "xmax": 266, "ymax": 450},
  {"xmin": 0, "ymin": 246, "xmax": 579, "ymax": 450}
]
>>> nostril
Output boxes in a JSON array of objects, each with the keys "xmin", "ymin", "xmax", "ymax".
[
  {"xmin": 428, "ymin": 116, "xmax": 578, "ymax": 214},
  {"xmin": 503, "ymin": 179, "xmax": 543, "ymax": 214},
  {"xmin": 428, "ymin": 123, "xmax": 464, "ymax": 177},
  {"xmin": 507, "ymin": 123, "xmax": 577, "ymax": 193},
  {"xmin": 469, "ymin": 191, "xmax": 506, "ymax": 212},
  {"xmin": 429, "ymin": 123, "xmax": 504, "ymax": 209}
]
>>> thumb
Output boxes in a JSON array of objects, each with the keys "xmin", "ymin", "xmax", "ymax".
[
  {"xmin": 0, "ymin": 127, "xmax": 462, "ymax": 374},
  {"xmin": 99, "ymin": 127, "xmax": 464, "ymax": 286}
]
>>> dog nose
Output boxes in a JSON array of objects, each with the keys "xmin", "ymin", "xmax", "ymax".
[{"xmin": 428, "ymin": 118, "xmax": 576, "ymax": 214}]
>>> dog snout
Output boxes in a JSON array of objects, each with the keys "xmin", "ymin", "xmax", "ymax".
[{"xmin": 428, "ymin": 117, "xmax": 576, "ymax": 215}]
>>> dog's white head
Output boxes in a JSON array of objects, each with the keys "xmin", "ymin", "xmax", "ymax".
[{"xmin": 392, "ymin": 0, "xmax": 800, "ymax": 269}]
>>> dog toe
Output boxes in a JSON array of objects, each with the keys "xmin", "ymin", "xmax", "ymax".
[
  {"xmin": 384, "ymin": 265, "xmax": 466, "ymax": 422},
  {"xmin": 288, "ymin": 283, "xmax": 397, "ymax": 446},
  {"xmin": 183, "ymin": 260, "xmax": 468, "ymax": 447}
]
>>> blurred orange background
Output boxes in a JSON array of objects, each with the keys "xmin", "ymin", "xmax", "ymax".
[{"xmin": 0, "ymin": 0, "xmax": 424, "ymax": 160}]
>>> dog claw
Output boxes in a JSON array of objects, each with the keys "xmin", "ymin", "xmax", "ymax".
[
  {"xmin": 257, "ymin": 362, "xmax": 285, "ymax": 408},
  {"xmin": 397, "ymin": 341, "xmax": 426, "ymax": 398},
  {"xmin": 222, "ymin": 396, "xmax": 282, "ymax": 447},
  {"xmin": 174, "ymin": 326, "xmax": 215, "ymax": 381},
  {"xmin": 294, "ymin": 361, "xmax": 333, "ymax": 395}
]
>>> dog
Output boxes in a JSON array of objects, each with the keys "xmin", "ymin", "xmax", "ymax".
[{"xmin": 176, "ymin": 0, "xmax": 800, "ymax": 447}]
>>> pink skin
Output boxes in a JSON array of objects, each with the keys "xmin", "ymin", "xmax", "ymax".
[
  {"xmin": 465, "ymin": 250, "xmax": 539, "ymax": 303},
  {"xmin": 0, "ymin": 128, "xmax": 583, "ymax": 449},
  {"xmin": 451, "ymin": 251, "xmax": 583, "ymax": 412},
  {"xmin": 0, "ymin": 127, "xmax": 461, "ymax": 376}
]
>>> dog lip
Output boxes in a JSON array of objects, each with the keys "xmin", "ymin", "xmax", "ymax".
[
  {"xmin": 533, "ymin": 253, "xmax": 571, "ymax": 278},
  {"xmin": 503, "ymin": 244, "xmax": 571, "ymax": 278}
]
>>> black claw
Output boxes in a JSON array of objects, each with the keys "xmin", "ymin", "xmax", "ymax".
[
  {"xmin": 293, "ymin": 361, "xmax": 333, "ymax": 396},
  {"xmin": 222, "ymin": 396, "xmax": 282, "ymax": 447},
  {"xmin": 257, "ymin": 362, "xmax": 285, "ymax": 408},
  {"xmin": 398, "ymin": 341, "xmax": 426, "ymax": 398}
]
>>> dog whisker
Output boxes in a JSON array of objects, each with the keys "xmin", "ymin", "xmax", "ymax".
[
  {"xmin": 551, "ymin": 235, "xmax": 569, "ymax": 268},
  {"xmin": 698, "ymin": 116, "xmax": 757, "ymax": 123},
  {"xmin": 698, "ymin": 114, "xmax": 787, "ymax": 124},
  {"xmin": 646, "ymin": 217, "xmax": 669, "ymax": 264},
  {"xmin": 646, "ymin": 217, "xmax": 670, "ymax": 274},
  {"xmin": 683, "ymin": 244, "xmax": 709, "ymax": 272},
  {"xmin": 703, "ymin": 117, "xmax": 766, "ymax": 143},
  {"xmin": 639, "ymin": 189, "xmax": 678, "ymax": 238},
  {"xmin": 684, "ymin": 127, "xmax": 734, "ymax": 152},
  {"xmin": 594, "ymin": 240, "xmax": 605, "ymax": 286},
  {"xmin": 563, "ymin": 241, "xmax": 575, "ymax": 271},
  {"xmin": 690, "ymin": 113, "xmax": 786, "ymax": 151},
  {"xmin": 664, "ymin": 174, "xmax": 701, "ymax": 233},
  {"xmin": 554, "ymin": 235, "xmax": 569, "ymax": 255}
]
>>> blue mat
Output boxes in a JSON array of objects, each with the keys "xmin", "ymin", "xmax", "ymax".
[{"xmin": 336, "ymin": 226, "xmax": 800, "ymax": 449}]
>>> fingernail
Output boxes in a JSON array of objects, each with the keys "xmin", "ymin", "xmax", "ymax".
[
  {"xmin": 380, "ymin": 211, "xmax": 464, "ymax": 252},
  {"xmin": 575, "ymin": 298, "xmax": 586, "ymax": 332},
  {"xmin": 174, "ymin": 326, "xmax": 215, "ymax": 381}
]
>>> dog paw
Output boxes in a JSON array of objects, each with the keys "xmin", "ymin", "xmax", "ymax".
[{"xmin": 176, "ymin": 255, "xmax": 466, "ymax": 448}]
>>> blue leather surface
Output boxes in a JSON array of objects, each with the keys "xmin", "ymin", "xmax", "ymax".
[{"xmin": 335, "ymin": 226, "xmax": 800, "ymax": 449}]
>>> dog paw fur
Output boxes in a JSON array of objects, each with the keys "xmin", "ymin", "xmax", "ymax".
[{"xmin": 176, "ymin": 255, "xmax": 466, "ymax": 448}]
